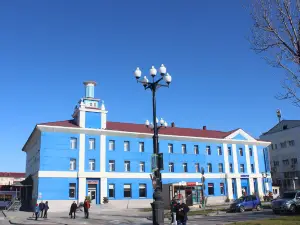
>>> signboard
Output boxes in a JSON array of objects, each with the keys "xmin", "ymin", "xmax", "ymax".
[
  {"xmin": 241, "ymin": 175, "xmax": 249, "ymax": 178},
  {"xmin": 186, "ymin": 182, "xmax": 196, "ymax": 186},
  {"xmin": 87, "ymin": 180, "xmax": 98, "ymax": 184},
  {"xmin": 151, "ymin": 154, "xmax": 158, "ymax": 172}
]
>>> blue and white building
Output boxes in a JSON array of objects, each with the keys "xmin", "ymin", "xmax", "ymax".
[{"xmin": 23, "ymin": 81, "xmax": 272, "ymax": 210}]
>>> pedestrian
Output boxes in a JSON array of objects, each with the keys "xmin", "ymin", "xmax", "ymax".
[
  {"xmin": 69, "ymin": 201, "xmax": 77, "ymax": 219},
  {"xmin": 83, "ymin": 199, "xmax": 90, "ymax": 219},
  {"xmin": 34, "ymin": 204, "xmax": 40, "ymax": 221},
  {"xmin": 39, "ymin": 201, "xmax": 45, "ymax": 218},
  {"xmin": 176, "ymin": 200, "xmax": 190, "ymax": 225},
  {"xmin": 43, "ymin": 201, "xmax": 49, "ymax": 218},
  {"xmin": 170, "ymin": 197, "xmax": 177, "ymax": 225}
]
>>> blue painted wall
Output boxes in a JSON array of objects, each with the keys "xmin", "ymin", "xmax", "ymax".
[
  {"xmin": 236, "ymin": 144, "xmax": 247, "ymax": 173},
  {"xmin": 40, "ymin": 132, "xmax": 79, "ymax": 171},
  {"xmin": 85, "ymin": 112, "xmax": 101, "ymax": 129},
  {"xmin": 85, "ymin": 135, "xmax": 100, "ymax": 172},
  {"xmin": 38, "ymin": 177, "xmax": 78, "ymax": 200}
]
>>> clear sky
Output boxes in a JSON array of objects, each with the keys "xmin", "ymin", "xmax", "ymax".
[{"xmin": 0, "ymin": 0, "xmax": 298, "ymax": 172}]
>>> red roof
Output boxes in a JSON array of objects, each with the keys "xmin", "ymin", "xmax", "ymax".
[
  {"xmin": 38, "ymin": 120, "xmax": 239, "ymax": 139},
  {"xmin": 0, "ymin": 172, "xmax": 25, "ymax": 178}
]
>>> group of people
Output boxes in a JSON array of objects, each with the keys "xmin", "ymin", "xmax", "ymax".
[
  {"xmin": 69, "ymin": 199, "xmax": 90, "ymax": 219},
  {"xmin": 33, "ymin": 201, "xmax": 49, "ymax": 220},
  {"xmin": 170, "ymin": 198, "xmax": 190, "ymax": 225}
]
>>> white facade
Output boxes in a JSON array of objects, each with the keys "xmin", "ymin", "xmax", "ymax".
[{"xmin": 260, "ymin": 120, "xmax": 300, "ymax": 192}]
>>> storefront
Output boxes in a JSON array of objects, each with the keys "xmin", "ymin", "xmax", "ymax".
[{"xmin": 171, "ymin": 182, "xmax": 202, "ymax": 206}]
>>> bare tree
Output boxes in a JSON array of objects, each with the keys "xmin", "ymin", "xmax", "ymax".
[{"xmin": 249, "ymin": 0, "xmax": 300, "ymax": 106}]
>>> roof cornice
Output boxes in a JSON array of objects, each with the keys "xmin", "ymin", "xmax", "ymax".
[{"xmin": 36, "ymin": 125, "xmax": 271, "ymax": 147}]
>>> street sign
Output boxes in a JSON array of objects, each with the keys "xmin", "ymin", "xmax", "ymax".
[
  {"xmin": 150, "ymin": 174, "xmax": 157, "ymax": 189},
  {"xmin": 151, "ymin": 154, "xmax": 158, "ymax": 172}
]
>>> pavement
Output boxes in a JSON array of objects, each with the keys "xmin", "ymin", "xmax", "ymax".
[{"xmin": 1, "ymin": 208, "xmax": 280, "ymax": 225}]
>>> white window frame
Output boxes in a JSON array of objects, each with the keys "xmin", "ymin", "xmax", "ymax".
[
  {"xmin": 70, "ymin": 159, "xmax": 76, "ymax": 170},
  {"xmin": 218, "ymin": 146, "xmax": 222, "ymax": 155},
  {"xmin": 207, "ymin": 163, "xmax": 212, "ymax": 173},
  {"xmin": 139, "ymin": 142, "xmax": 144, "ymax": 152},
  {"xmin": 109, "ymin": 160, "xmax": 115, "ymax": 172},
  {"xmin": 182, "ymin": 144, "xmax": 187, "ymax": 154},
  {"xmin": 139, "ymin": 184, "xmax": 147, "ymax": 198},
  {"xmin": 194, "ymin": 145, "xmax": 199, "ymax": 154},
  {"xmin": 168, "ymin": 144, "xmax": 173, "ymax": 153},
  {"xmin": 240, "ymin": 164, "xmax": 245, "ymax": 173},
  {"xmin": 195, "ymin": 163, "xmax": 200, "ymax": 172},
  {"xmin": 183, "ymin": 163, "xmax": 188, "ymax": 172},
  {"xmin": 206, "ymin": 146, "xmax": 211, "ymax": 155},
  {"xmin": 89, "ymin": 138, "xmax": 95, "ymax": 150},
  {"xmin": 70, "ymin": 138, "xmax": 77, "ymax": 149},
  {"xmin": 109, "ymin": 140, "xmax": 115, "ymax": 151},
  {"xmin": 69, "ymin": 183, "xmax": 76, "ymax": 198},
  {"xmin": 109, "ymin": 184, "xmax": 115, "ymax": 198},
  {"xmin": 169, "ymin": 163, "xmax": 174, "ymax": 172},
  {"xmin": 139, "ymin": 162, "xmax": 145, "ymax": 172},
  {"xmin": 218, "ymin": 163, "xmax": 223, "ymax": 172},
  {"xmin": 124, "ymin": 141, "xmax": 130, "ymax": 152},
  {"xmin": 124, "ymin": 161, "xmax": 130, "ymax": 172},
  {"xmin": 89, "ymin": 159, "xmax": 95, "ymax": 171}
]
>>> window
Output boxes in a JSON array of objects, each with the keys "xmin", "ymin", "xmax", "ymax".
[
  {"xmin": 124, "ymin": 184, "xmax": 131, "ymax": 198},
  {"xmin": 70, "ymin": 159, "xmax": 76, "ymax": 170},
  {"xmin": 220, "ymin": 183, "xmax": 224, "ymax": 195},
  {"xmin": 194, "ymin": 145, "xmax": 199, "ymax": 154},
  {"xmin": 69, "ymin": 183, "xmax": 76, "ymax": 198},
  {"xmin": 139, "ymin": 184, "xmax": 147, "ymax": 198},
  {"xmin": 239, "ymin": 148, "xmax": 243, "ymax": 156},
  {"xmin": 89, "ymin": 138, "xmax": 95, "ymax": 150},
  {"xmin": 249, "ymin": 148, "xmax": 253, "ymax": 157},
  {"xmin": 207, "ymin": 163, "xmax": 212, "ymax": 173},
  {"xmin": 218, "ymin": 163, "xmax": 223, "ymax": 173},
  {"xmin": 291, "ymin": 158, "xmax": 298, "ymax": 165},
  {"xmin": 208, "ymin": 183, "xmax": 214, "ymax": 195},
  {"xmin": 124, "ymin": 161, "xmax": 130, "ymax": 172},
  {"xmin": 183, "ymin": 163, "xmax": 188, "ymax": 172},
  {"xmin": 109, "ymin": 184, "xmax": 115, "ymax": 198},
  {"xmin": 289, "ymin": 140, "xmax": 295, "ymax": 146},
  {"xmin": 271, "ymin": 144, "xmax": 274, "ymax": 150},
  {"xmin": 228, "ymin": 147, "xmax": 232, "ymax": 156},
  {"xmin": 169, "ymin": 163, "xmax": 174, "ymax": 172},
  {"xmin": 124, "ymin": 141, "xmax": 130, "ymax": 151},
  {"xmin": 275, "ymin": 144, "xmax": 277, "ymax": 149},
  {"xmin": 89, "ymin": 159, "xmax": 95, "ymax": 171},
  {"xmin": 109, "ymin": 160, "xmax": 115, "ymax": 172},
  {"xmin": 182, "ymin": 144, "xmax": 187, "ymax": 154},
  {"xmin": 206, "ymin": 146, "xmax": 211, "ymax": 155},
  {"xmin": 217, "ymin": 146, "xmax": 222, "ymax": 155},
  {"xmin": 140, "ymin": 162, "xmax": 145, "ymax": 172},
  {"xmin": 283, "ymin": 159, "xmax": 289, "ymax": 165},
  {"xmin": 280, "ymin": 142, "xmax": 287, "ymax": 148},
  {"xmin": 240, "ymin": 164, "xmax": 245, "ymax": 173},
  {"xmin": 229, "ymin": 163, "xmax": 233, "ymax": 173},
  {"xmin": 70, "ymin": 138, "xmax": 77, "ymax": 149},
  {"xmin": 168, "ymin": 144, "xmax": 173, "ymax": 153},
  {"xmin": 195, "ymin": 163, "xmax": 200, "ymax": 172},
  {"xmin": 251, "ymin": 164, "xmax": 254, "ymax": 173},
  {"xmin": 109, "ymin": 140, "xmax": 115, "ymax": 151},
  {"xmin": 139, "ymin": 142, "xmax": 144, "ymax": 152},
  {"xmin": 274, "ymin": 161, "xmax": 279, "ymax": 166}
]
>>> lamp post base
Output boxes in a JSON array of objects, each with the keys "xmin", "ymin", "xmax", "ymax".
[{"xmin": 151, "ymin": 189, "xmax": 164, "ymax": 225}]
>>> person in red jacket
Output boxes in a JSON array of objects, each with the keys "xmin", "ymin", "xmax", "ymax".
[{"xmin": 83, "ymin": 199, "xmax": 90, "ymax": 219}]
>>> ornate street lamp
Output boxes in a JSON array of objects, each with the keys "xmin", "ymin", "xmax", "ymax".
[{"xmin": 134, "ymin": 64, "xmax": 172, "ymax": 225}]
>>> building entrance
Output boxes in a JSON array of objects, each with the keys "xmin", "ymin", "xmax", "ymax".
[{"xmin": 88, "ymin": 184, "xmax": 97, "ymax": 204}]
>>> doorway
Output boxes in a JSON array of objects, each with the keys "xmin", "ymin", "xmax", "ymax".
[{"xmin": 88, "ymin": 184, "xmax": 96, "ymax": 204}]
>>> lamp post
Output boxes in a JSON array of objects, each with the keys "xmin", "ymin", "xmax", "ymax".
[{"xmin": 134, "ymin": 64, "xmax": 172, "ymax": 225}]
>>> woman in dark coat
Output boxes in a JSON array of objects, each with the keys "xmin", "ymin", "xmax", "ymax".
[
  {"xmin": 176, "ymin": 200, "xmax": 190, "ymax": 225},
  {"xmin": 69, "ymin": 201, "xmax": 77, "ymax": 219}
]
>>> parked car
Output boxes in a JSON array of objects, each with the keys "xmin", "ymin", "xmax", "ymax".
[
  {"xmin": 228, "ymin": 195, "xmax": 262, "ymax": 212},
  {"xmin": 271, "ymin": 190, "xmax": 300, "ymax": 214}
]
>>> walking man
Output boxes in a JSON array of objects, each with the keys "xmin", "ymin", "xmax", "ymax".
[
  {"xmin": 43, "ymin": 201, "xmax": 49, "ymax": 218},
  {"xmin": 39, "ymin": 201, "xmax": 45, "ymax": 218},
  {"xmin": 69, "ymin": 201, "xmax": 77, "ymax": 219},
  {"xmin": 170, "ymin": 197, "xmax": 177, "ymax": 225},
  {"xmin": 84, "ymin": 199, "xmax": 90, "ymax": 219}
]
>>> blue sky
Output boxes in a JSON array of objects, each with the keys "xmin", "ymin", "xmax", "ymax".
[{"xmin": 0, "ymin": 1, "xmax": 298, "ymax": 172}]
